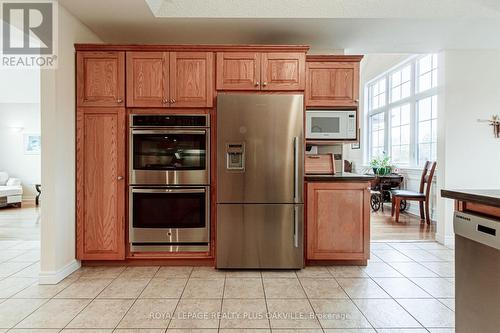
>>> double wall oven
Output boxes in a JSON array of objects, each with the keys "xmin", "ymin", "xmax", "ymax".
[{"xmin": 129, "ymin": 114, "xmax": 210, "ymax": 252}]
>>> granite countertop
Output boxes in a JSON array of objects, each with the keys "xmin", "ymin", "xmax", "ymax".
[
  {"xmin": 441, "ymin": 189, "xmax": 500, "ymax": 208},
  {"xmin": 305, "ymin": 172, "xmax": 375, "ymax": 182}
]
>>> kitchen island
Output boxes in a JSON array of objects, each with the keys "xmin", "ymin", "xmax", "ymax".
[
  {"xmin": 441, "ymin": 189, "xmax": 500, "ymax": 218},
  {"xmin": 306, "ymin": 173, "xmax": 375, "ymax": 265}
]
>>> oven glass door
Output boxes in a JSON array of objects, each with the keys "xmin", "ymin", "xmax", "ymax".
[
  {"xmin": 133, "ymin": 130, "xmax": 206, "ymax": 171},
  {"xmin": 130, "ymin": 129, "xmax": 209, "ymax": 185},
  {"xmin": 130, "ymin": 187, "xmax": 209, "ymax": 244}
]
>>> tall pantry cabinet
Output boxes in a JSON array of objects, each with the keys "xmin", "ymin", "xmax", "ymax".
[{"xmin": 76, "ymin": 51, "xmax": 126, "ymax": 260}]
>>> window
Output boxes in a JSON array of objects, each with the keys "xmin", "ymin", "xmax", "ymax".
[
  {"xmin": 369, "ymin": 77, "xmax": 386, "ymax": 110},
  {"xmin": 417, "ymin": 95, "xmax": 437, "ymax": 164},
  {"xmin": 417, "ymin": 54, "xmax": 438, "ymax": 93},
  {"xmin": 390, "ymin": 104, "xmax": 411, "ymax": 164},
  {"xmin": 367, "ymin": 54, "xmax": 438, "ymax": 167},
  {"xmin": 390, "ymin": 65, "xmax": 411, "ymax": 103},
  {"xmin": 370, "ymin": 112, "xmax": 385, "ymax": 158}
]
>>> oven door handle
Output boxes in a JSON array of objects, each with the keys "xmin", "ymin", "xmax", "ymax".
[
  {"xmin": 131, "ymin": 129, "xmax": 207, "ymax": 135},
  {"xmin": 131, "ymin": 188, "xmax": 206, "ymax": 194}
]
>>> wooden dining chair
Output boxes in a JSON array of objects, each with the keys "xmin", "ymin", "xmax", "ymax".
[{"xmin": 391, "ymin": 161, "xmax": 437, "ymax": 224}]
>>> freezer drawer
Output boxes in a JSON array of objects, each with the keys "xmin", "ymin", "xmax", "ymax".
[{"xmin": 216, "ymin": 204, "xmax": 304, "ymax": 269}]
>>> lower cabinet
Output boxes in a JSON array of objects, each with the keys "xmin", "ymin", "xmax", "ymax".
[
  {"xmin": 76, "ymin": 107, "xmax": 126, "ymax": 260},
  {"xmin": 306, "ymin": 181, "xmax": 370, "ymax": 261}
]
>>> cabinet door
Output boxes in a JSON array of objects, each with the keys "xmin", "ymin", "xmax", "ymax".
[
  {"xmin": 216, "ymin": 52, "xmax": 261, "ymax": 90},
  {"xmin": 305, "ymin": 62, "xmax": 360, "ymax": 107},
  {"xmin": 170, "ymin": 52, "xmax": 214, "ymax": 107},
  {"xmin": 77, "ymin": 51, "xmax": 125, "ymax": 107},
  {"xmin": 261, "ymin": 52, "xmax": 305, "ymax": 90},
  {"xmin": 76, "ymin": 108, "xmax": 125, "ymax": 260},
  {"xmin": 126, "ymin": 52, "xmax": 169, "ymax": 107},
  {"xmin": 307, "ymin": 182, "xmax": 370, "ymax": 260}
]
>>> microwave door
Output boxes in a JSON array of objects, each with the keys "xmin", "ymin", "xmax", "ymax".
[{"xmin": 311, "ymin": 113, "xmax": 342, "ymax": 139}]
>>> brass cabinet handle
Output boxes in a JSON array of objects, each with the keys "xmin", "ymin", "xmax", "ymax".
[
  {"xmin": 117, "ymin": 176, "xmax": 124, "ymax": 180},
  {"xmin": 255, "ymin": 82, "xmax": 260, "ymax": 86},
  {"xmin": 262, "ymin": 82, "xmax": 268, "ymax": 87},
  {"xmin": 162, "ymin": 98, "xmax": 168, "ymax": 104},
  {"xmin": 116, "ymin": 98, "xmax": 123, "ymax": 103},
  {"xmin": 171, "ymin": 99, "xmax": 176, "ymax": 104}
]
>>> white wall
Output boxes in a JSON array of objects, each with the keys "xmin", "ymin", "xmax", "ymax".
[
  {"xmin": 0, "ymin": 103, "xmax": 41, "ymax": 198},
  {"xmin": 39, "ymin": 5, "xmax": 102, "ymax": 284},
  {"xmin": 436, "ymin": 50, "xmax": 500, "ymax": 246}
]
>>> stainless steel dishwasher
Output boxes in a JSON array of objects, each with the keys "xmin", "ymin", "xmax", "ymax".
[{"xmin": 454, "ymin": 211, "xmax": 500, "ymax": 333}]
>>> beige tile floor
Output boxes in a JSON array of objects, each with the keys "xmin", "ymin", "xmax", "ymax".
[{"xmin": 0, "ymin": 238, "xmax": 455, "ymax": 333}]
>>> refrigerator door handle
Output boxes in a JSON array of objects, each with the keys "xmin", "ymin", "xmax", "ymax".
[
  {"xmin": 293, "ymin": 205, "xmax": 299, "ymax": 248},
  {"xmin": 293, "ymin": 136, "xmax": 299, "ymax": 203}
]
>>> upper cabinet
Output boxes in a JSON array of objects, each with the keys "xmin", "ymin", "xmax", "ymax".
[
  {"xmin": 216, "ymin": 52, "xmax": 261, "ymax": 90},
  {"xmin": 305, "ymin": 55, "xmax": 363, "ymax": 107},
  {"xmin": 169, "ymin": 52, "xmax": 214, "ymax": 108},
  {"xmin": 77, "ymin": 51, "xmax": 125, "ymax": 107},
  {"xmin": 127, "ymin": 52, "xmax": 169, "ymax": 107},
  {"xmin": 216, "ymin": 52, "xmax": 305, "ymax": 91},
  {"xmin": 127, "ymin": 51, "xmax": 213, "ymax": 108}
]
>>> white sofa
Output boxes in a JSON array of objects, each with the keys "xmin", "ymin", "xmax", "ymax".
[{"xmin": 0, "ymin": 172, "xmax": 23, "ymax": 207}]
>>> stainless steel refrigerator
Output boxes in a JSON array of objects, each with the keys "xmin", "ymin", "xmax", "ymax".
[{"xmin": 216, "ymin": 93, "xmax": 304, "ymax": 269}]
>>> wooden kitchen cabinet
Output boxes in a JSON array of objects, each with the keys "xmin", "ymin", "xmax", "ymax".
[
  {"xmin": 170, "ymin": 52, "xmax": 214, "ymax": 107},
  {"xmin": 305, "ymin": 55, "xmax": 363, "ymax": 107},
  {"xmin": 306, "ymin": 181, "xmax": 370, "ymax": 261},
  {"xmin": 77, "ymin": 51, "xmax": 125, "ymax": 107},
  {"xmin": 216, "ymin": 52, "xmax": 261, "ymax": 90},
  {"xmin": 262, "ymin": 52, "xmax": 305, "ymax": 90},
  {"xmin": 127, "ymin": 51, "xmax": 213, "ymax": 107},
  {"xmin": 216, "ymin": 52, "xmax": 305, "ymax": 91},
  {"xmin": 76, "ymin": 107, "xmax": 126, "ymax": 260},
  {"xmin": 126, "ymin": 52, "xmax": 169, "ymax": 107}
]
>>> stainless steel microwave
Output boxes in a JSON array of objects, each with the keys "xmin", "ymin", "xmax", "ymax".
[{"xmin": 306, "ymin": 110, "xmax": 357, "ymax": 140}]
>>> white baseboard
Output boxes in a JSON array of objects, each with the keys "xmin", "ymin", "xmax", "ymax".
[{"xmin": 38, "ymin": 259, "xmax": 81, "ymax": 285}]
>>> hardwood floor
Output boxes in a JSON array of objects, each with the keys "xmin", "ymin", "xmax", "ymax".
[
  {"xmin": 0, "ymin": 201, "xmax": 40, "ymax": 241},
  {"xmin": 371, "ymin": 203, "xmax": 436, "ymax": 241}
]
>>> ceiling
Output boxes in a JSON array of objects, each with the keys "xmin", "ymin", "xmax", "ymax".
[{"xmin": 59, "ymin": 0, "xmax": 500, "ymax": 53}]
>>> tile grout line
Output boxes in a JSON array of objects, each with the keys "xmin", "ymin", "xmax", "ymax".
[
  {"xmin": 110, "ymin": 266, "xmax": 160, "ymax": 331},
  {"xmin": 295, "ymin": 269, "xmax": 326, "ymax": 332},
  {"xmin": 217, "ymin": 271, "xmax": 227, "ymax": 331},
  {"xmin": 260, "ymin": 270, "xmax": 272, "ymax": 331},
  {"xmin": 57, "ymin": 267, "xmax": 127, "ymax": 331},
  {"xmin": 371, "ymin": 242, "xmax": 451, "ymax": 331},
  {"xmin": 165, "ymin": 266, "xmax": 193, "ymax": 331},
  {"xmin": 332, "ymin": 275, "xmax": 375, "ymax": 331}
]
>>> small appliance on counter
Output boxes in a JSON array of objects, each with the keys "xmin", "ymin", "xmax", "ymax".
[
  {"xmin": 305, "ymin": 154, "xmax": 336, "ymax": 175},
  {"xmin": 128, "ymin": 114, "xmax": 210, "ymax": 253}
]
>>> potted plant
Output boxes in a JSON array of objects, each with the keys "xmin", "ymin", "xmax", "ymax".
[{"xmin": 369, "ymin": 154, "xmax": 393, "ymax": 175}]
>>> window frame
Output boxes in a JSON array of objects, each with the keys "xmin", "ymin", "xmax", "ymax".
[{"xmin": 365, "ymin": 54, "xmax": 438, "ymax": 168}]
